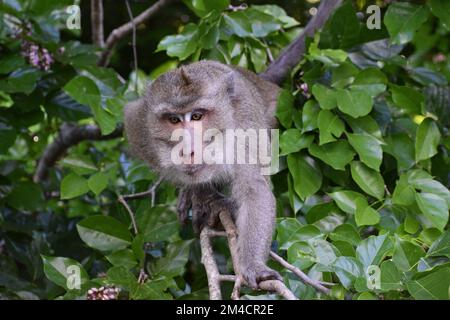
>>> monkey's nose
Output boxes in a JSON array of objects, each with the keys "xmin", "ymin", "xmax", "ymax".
[{"xmin": 180, "ymin": 150, "xmax": 195, "ymax": 163}]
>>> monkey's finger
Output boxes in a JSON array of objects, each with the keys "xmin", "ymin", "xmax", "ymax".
[{"xmin": 256, "ymin": 269, "xmax": 283, "ymax": 284}]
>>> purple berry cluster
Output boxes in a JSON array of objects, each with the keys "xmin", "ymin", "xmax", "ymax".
[
  {"xmin": 87, "ymin": 286, "xmax": 120, "ymax": 300},
  {"xmin": 21, "ymin": 41, "xmax": 54, "ymax": 71},
  {"xmin": 13, "ymin": 24, "xmax": 54, "ymax": 71}
]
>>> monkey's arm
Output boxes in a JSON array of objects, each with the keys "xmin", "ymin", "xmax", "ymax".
[
  {"xmin": 232, "ymin": 166, "xmax": 281, "ymax": 288},
  {"xmin": 260, "ymin": 0, "xmax": 343, "ymax": 85}
]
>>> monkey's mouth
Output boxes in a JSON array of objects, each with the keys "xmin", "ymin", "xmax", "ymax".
[{"xmin": 183, "ymin": 164, "xmax": 206, "ymax": 176}]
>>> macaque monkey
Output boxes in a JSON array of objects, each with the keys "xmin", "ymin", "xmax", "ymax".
[
  {"xmin": 124, "ymin": 61, "xmax": 281, "ymax": 287},
  {"xmin": 124, "ymin": 0, "xmax": 342, "ymax": 289}
]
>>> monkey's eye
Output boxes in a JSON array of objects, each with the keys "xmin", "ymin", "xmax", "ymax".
[
  {"xmin": 168, "ymin": 115, "xmax": 181, "ymax": 124},
  {"xmin": 191, "ymin": 112, "xmax": 203, "ymax": 121}
]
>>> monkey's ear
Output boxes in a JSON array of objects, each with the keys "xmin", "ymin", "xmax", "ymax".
[{"xmin": 179, "ymin": 67, "xmax": 191, "ymax": 87}]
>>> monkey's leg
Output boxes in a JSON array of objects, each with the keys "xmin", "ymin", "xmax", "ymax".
[{"xmin": 232, "ymin": 167, "xmax": 282, "ymax": 289}]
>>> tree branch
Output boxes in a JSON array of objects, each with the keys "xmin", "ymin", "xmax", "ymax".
[
  {"xmin": 200, "ymin": 227, "xmax": 223, "ymax": 300},
  {"xmin": 91, "ymin": 0, "xmax": 105, "ymax": 47},
  {"xmin": 98, "ymin": 0, "xmax": 175, "ymax": 66},
  {"xmin": 33, "ymin": 123, "xmax": 123, "ymax": 183},
  {"xmin": 269, "ymin": 251, "xmax": 331, "ymax": 295},
  {"xmin": 260, "ymin": 0, "xmax": 343, "ymax": 85}
]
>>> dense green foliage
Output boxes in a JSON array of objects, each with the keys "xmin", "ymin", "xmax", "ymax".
[{"xmin": 0, "ymin": 0, "xmax": 449, "ymax": 300}]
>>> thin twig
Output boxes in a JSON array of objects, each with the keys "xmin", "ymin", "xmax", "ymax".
[
  {"xmin": 118, "ymin": 195, "xmax": 139, "ymax": 235},
  {"xmin": 270, "ymin": 251, "xmax": 331, "ymax": 295},
  {"xmin": 98, "ymin": 0, "xmax": 175, "ymax": 66},
  {"xmin": 91, "ymin": 0, "xmax": 105, "ymax": 47},
  {"xmin": 200, "ymin": 227, "xmax": 222, "ymax": 300},
  {"xmin": 125, "ymin": 0, "xmax": 139, "ymax": 93}
]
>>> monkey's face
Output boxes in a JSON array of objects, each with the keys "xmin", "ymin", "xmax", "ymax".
[{"xmin": 142, "ymin": 64, "xmax": 235, "ymax": 186}]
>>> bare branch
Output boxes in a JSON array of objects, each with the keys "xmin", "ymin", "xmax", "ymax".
[
  {"xmin": 118, "ymin": 177, "xmax": 164, "ymax": 235},
  {"xmin": 91, "ymin": 0, "xmax": 105, "ymax": 47},
  {"xmin": 98, "ymin": 0, "xmax": 175, "ymax": 66},
  {"xmin": 118, "ymin": 195, "xmax": 139, "ymax": 235},
  {"xmin": 33, "ymin": 123, "xmax": 123, "ymax": 183},
  {"xmin": 270, "ymin": 251, "xmax": 331, "ymax": 295},
  {"xmin": 218, "ymin": 211, "xmax": 298, "ymax": 300},
  {"xmin": 260, "ymin": 0, "xmax": 343, "ymax": 85},
  {"xmin": 258, "ymin": 280, "xmax": 297, "ymax": 300},
  {"xmin": 125, "ymin": 0, "xmax": 139, "ymax": 93},
  {"xmin": 200, "ymin": 227, "xmax": 222, "ymax": 300}
]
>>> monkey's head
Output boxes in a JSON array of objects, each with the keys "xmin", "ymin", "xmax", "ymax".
[{"xmin": 124, "ymin": 61, "xmax": 236, "ymax": 186}]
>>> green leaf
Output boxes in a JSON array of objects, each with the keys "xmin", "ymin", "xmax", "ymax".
[
  {"xmin": 390, "ymin": 85, "xmax": 424, "ymax": 115},
  {"xmin": 319, "ymin": 1, "xmax": 361, "ymax": 49},
  {"xmin": 404, "ymin": 214, "xmax": 420, "ymax": 234},
  {"xmin": 407, "ymin": 268, "xmax": 450, "ymax": 300},
  {"xmin": 61, "ymin": 156, "xmax": 98, "ymax": 175},
  {"xmin": 337, "ymin": 89, "xmax": 373, "ymax": 118},
  {"xmin": 328, "ymin": 190, "xmax": 366, "ymax": 215},
  {"xmin": 152, "ymin": 241, "xmax": 193, "ymax": 277},
  {"xmin": 409, "ymin": 177, "xmax": 450, "ymax": 207},
  {"xmin": 355, "ymin": 198, "xmax": 380, "ymax": 227},
  {"xmin": 415, "ymin": 193, "xmax": 449, "ymax": 231},
  {"xmin": 60, "ymin": 173, "xmax": 90, "ymax": 200},
  {"xmin": 350, "ymin": 161, "xmax": 385, "ymax": 200},
  {"xmin": 0, "ymin": 54, "xmax": 25, "ymax": 74},
  {"xmin": 356, "ymin": 234, "xmax": 393, "ymax": 268},
  {"xmin": 384, "ymin": 2, "xmax": 429, "ymax": 44},
  {"xmin": 302, "ymin": 100, "xmax": 319, "ymax": 133},
  {"xmin": 287, "ymin": 153, "xmax": 322, "ymax": 200},
  {"xmin": 280, "ymin": 129, "xmax": 313, "ymax": 155},
  {"xmin": 278, "ymin": 222, "xmax": 322, "ymax": 250},
  {"xmin": 87, "ymin": 172, "xmax": 109, "ymax": 196},
  {"xmin": 106, "ymin": 266, "xmax": 136, "ymax": 291},
  {"xmin": 330, "ymin": 224, "xmax": 361, "ymax": 246},
  {"xmin": 317, "ymin": 110, "xmax": 345, "ymax": 145},
  {"xmin": 76, "ymin": 215, "xmax": 132, "ymax": 252},
  {"xmin": 392, "ymin": 236, "xmax": 425, "ymax": 271},
  {"xmin": 136, "ymin": 205, "xmax": 179, "ymax": 242},
  {"xmin": 344, "ymin": 116, "xmax": 382, "ymax": 140},
  {"xmin": 106, "ymin": 249, "xmax": 138, "ymax": 269},
  {"xmin": 0, "ymin": 68, "xmax": 42, "ymax": 94},
  {"xmin": 64, "ymin": 76, "xmax": 116, "ymax": 134},
  {"xmin": 429, "ymin": 0, "xmax": 450, "ymax": 29},
  {"xmin": 392, "ymin": 174, "xmax": 416, "ymax": 206},
  {"xmin": 380, "ymin": 260, "xmax": 403, "ymax": 292},
  {"xmin": 275, "ymin": 89, "xmax": 294, "ymax": 128},
  {"xmin": 428, "ymin": 230, "xmax": 450, "ymax": 258},
  {"xmin": 347, "ymin": 133, "xmax": 383, "ymax": 171},
  {"xmin": 312, "ymin": 84, "xmax": 337, "ymax": 110},
  {"xmin": 182, "ymin": 0, "xmax": 229, "ymax": 17},
  {"xmin": 0, "ymin": 120, "xmax": 16, "ymax": 154},
  {"xmin": 415, "ymin": 118, "xmax": 441, "ymax": 162},
  {"xmin": 6, "ymin": 181, "xmax": 44, "ymax": 211},
  {"xmin": 383, "ymin": 133, "xmax": 415, "ymax": 170},
  {"xmin": 333, "ymin": 256, "xmax": 364, "ymax": 289},
  {"xmin": 223, "ymin": 11, "xmax": 252, "ymax": 37},
  {"xmin": 42, "ymin": 256, "xmax": 89, "ymax": 291},
  {"xmin": 350, "ymin": 68, "xmax": 387, "ymax": 97},
  {"xmin": 308, "ymin": 141, "xmax": 355, "ymax": 171},
  {"xmin": 157, "ymin": 24, "xmax": 198, "ymax": 60}
]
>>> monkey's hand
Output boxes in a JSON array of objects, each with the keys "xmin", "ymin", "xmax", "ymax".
[
  {"xmin": 242, "ymin": 263, "xmax": 282, "ymax": 289},
  {"xmin": 191, "ymin": 191, "xmax": 235, "ymax": 234}
]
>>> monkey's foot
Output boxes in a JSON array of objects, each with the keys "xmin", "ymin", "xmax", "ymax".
[{"xmin": 242, "ymin": 264, "xmax": 282, "ymax": 289}]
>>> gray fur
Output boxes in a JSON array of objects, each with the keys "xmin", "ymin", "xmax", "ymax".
[{"xmin": 124, "ymin": 60, "xmax": 281, "ymax": 288}]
